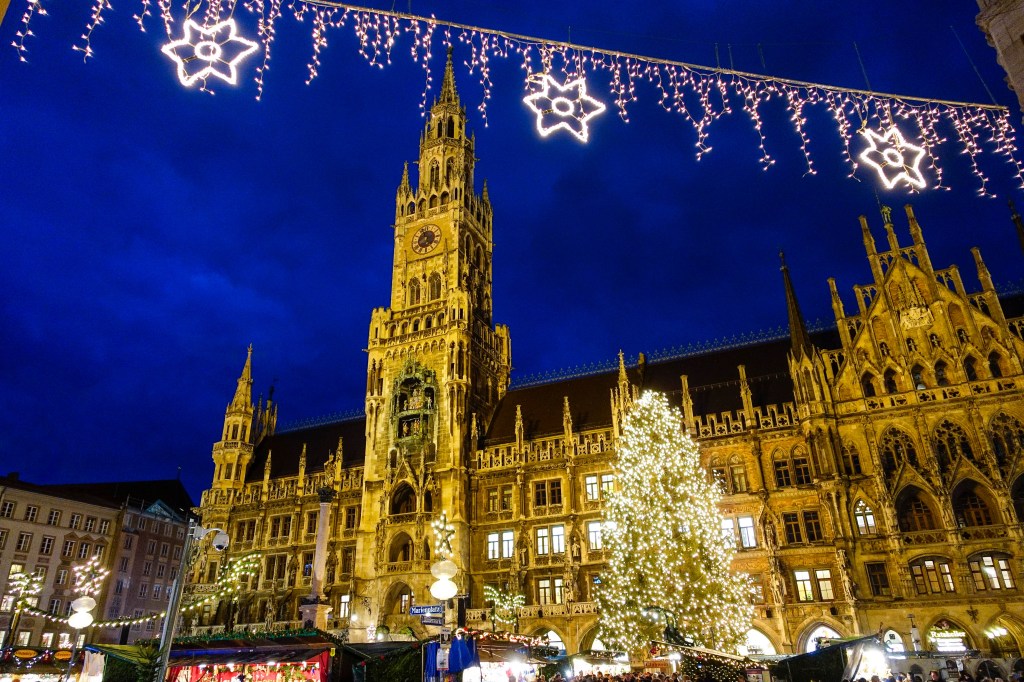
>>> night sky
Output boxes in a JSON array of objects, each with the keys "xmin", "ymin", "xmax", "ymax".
[{"xmin": 2, "ymin": 1, "xmax": 1023, "ymax": 500}]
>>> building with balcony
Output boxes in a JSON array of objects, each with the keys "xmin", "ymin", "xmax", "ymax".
[{"xmin": 191, "ymin": 50, "xmax": 1024, "ymax": 677}]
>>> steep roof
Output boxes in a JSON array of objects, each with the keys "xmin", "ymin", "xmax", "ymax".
[
  {"xmin": 246, "ymin": 416, "xmax": 366, "ymax": 482},
  {"xmin": 41, "ymin": 479, "xmax": 194, "ymax": 517}
]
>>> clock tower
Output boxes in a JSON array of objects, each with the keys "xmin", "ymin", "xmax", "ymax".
[{"xmin": 354, "ymin": 47, "xmax": 511, "ymax": 637}]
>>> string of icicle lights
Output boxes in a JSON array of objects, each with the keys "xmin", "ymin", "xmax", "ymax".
[{"xmin": 12, "ymin": 0, "xmax": 1024, "ymax": 194}]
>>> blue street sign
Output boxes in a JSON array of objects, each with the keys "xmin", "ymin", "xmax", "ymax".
[
  {"xmin": 420, "ymin": 616, "xmax": 445, "ymax": 626},
  {"xmin": 409, "ymin": 604, "xmax": 444, "ymax": 615}
]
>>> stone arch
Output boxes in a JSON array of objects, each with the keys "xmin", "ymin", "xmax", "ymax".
[
  {"xmin": 989, "ymin": 411, "xmax": 1024, "ymax": 472},
  {"xmin": 388, "ymin": 532, "xmax": 414, "ymax": 563},
  {"xmin": 797, "ymin": 620, "xmax": 846, "ymax": 653},
  {"xmin": 983, "ymin": 612, "xmax": 1024, "ymax": 660},
  {"xmin": 923, "ymin": 616, "xmax": 977, "ymax": 652},
  {"xmin": 390, "ymin": 482, "xmax": 416, "ymax": 514},
  {"xmin": 738, "ymin": 626, "xmax": 781, "ymax": 656},
  {"xmin": 440, "ymin": 191, "xmax": 449, "ymax": 205},
  {"xmin": 895, "ymin": 485, "xmax": 939, "ymax": 531},
  {"xmin": 951, "ymin": 479, "xmax": 996, "ymax": 527},
  {"xmin": 383, "ymin": 580, "xmax": 415, "ymax": 615},
  {"xmin": 528, "ymin": 625, "xmax": 567, "ymax": 653}
]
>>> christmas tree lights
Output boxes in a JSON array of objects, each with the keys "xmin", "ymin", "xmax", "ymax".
[
  {"xmin": 10, "ymin": 0, "xmax": 1024, "ymax": 191},
  {"xmin": 597, "ymin": 391, "xmax": 752, "ymax": 660},
  {"xmin": 483, "ymin": 584, "xmax": 525, "ymax": 630}
]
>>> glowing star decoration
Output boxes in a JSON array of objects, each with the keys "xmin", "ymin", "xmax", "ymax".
[
  {"xmin": 858, "ymin": 125, "xmax": 928, "ymax": 190},
  {"xmin": 161, "ymin": 18, "xmax": 259, "ymax": 87},
  {"xmin": 523, "ymin": 73, "xmax": 607, "ymax": 143}
]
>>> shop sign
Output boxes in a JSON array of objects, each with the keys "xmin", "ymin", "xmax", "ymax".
[
  {"xmin": 54, "ymin": 650, "xmax": 74, "ymax": 661},
  {"xmin": 14, "ymin": 649, "xmax": 38, "ymax": 659}
]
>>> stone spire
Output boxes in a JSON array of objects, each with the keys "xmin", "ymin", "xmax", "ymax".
[
  {"xmin": 780, "ymin": 252, "xmax": 812, "ymax": 360},
  {"xmin": 231, "ymin": 344, "xmax": 254, "ymax": 410},
  {"xmin": 439, "ymin": 45, "xmax": 459, "ymax": 105}
]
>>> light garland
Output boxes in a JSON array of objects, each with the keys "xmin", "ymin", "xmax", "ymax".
[
  {"xmin": 180, "ymin": 551, "xmax": 261, "ymax": 613},
  {"xmin": 11, "ymin": 0, "xmax": 1024, "ymax": 192},
  {"xmin": 482, "ymin": 585, "xmax": 525, "ymax": 628},
  {"xmin": 597, "ymin": 391, "xmax": 753, "ymax": 661}
]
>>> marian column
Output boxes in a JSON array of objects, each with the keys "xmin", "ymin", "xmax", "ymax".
[{"xmin": 300, "ymin": 486, "xmax": 336, "ymax": 629}]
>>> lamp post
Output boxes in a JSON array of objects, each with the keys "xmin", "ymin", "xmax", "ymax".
[
  {"xmin": 63, "ymin": 596, "xmax": 97, "ymax": 682},
  {"xmin": 908, "ymin": 614, "xmax": 922, "ymax": 652},
  {"xmin": 429, "ymin": 512, "xmax": 459, "ymax": 603},
  {"xmin": 154, "ymin": 521, "xmax": 229, "ymax": 682}
]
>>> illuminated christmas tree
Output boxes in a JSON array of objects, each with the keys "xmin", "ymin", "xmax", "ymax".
[{"xmin": 598, "ymin": 390, "xmax": 752, "ymax": 658}]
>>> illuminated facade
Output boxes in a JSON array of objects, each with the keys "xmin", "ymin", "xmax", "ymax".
[{"xmin": 193, "ymin": 52, "xmax": 1024, "ymax": 674}]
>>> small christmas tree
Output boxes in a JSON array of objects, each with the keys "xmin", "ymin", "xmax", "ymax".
[{"xmin": 598, "ymin": 390, "xmax": 752, "ymax": 658}]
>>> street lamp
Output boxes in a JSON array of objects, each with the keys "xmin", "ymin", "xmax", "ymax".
[
  {"xmin": 429, "ymin": 512, "xmax": 458, "ymax": 602},
  {"xmin": 63, "ymin": 596, "xmax": 97, "ymax": 682},
  {"xmin": 154, "ymin": 522, "xmax": 229, "ymax": 682}
]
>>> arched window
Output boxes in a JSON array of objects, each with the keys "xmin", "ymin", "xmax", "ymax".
[
  {"xmin": 909, "ymin": 557, "xmax": 955, "ymax": 594},
  {"xmin": 935, "ymin": 361, "xmax": 949, "ymax": 386},
  {"xmin": 953, "ymin": 487, "xmax": 993, "ymax": 527},
  {"xmin": 879, "ymin": 342, "xmax": 891, "ymax": 357},
  {"xmin": 428, "ymin": 273, "xmax": 442, "ymax": 300},
  {"xmin": 880, "ymin": 429, "xmax": 918, "ymax": 476},
  {"xmin": 842, "ymin": 442, "xmax": 862, "ymax": 475},
  {"xmin": 897, "ymin": 488, "xmax": 936, "ymax": 531},
  {"xmin": 388, "ymin": 534, "xmax": 413, "ymax": 563},
  {"xmin": 911, "ymin": 364, "xmax": 926, "ymax": 390},
  {"xmin": 391, "ymin": 484, "xmax": 416, "ymax": 515},
  {"xmin": 965, "ymin": 356, "xmax": 979, "ymax": 381},
  {"xmin": 989, "ymin": 352, "xmax": 1005, "ymax": 378},
  {"xmin": 933, "ymin": 420, "xmax": 974, "ymax": 470},
  {"xmin": 906, "ymin": 338, "xmax": 917, "ymax": 352},
  {"xmin": 429, "ymin": 194, "xmax": 438, "ymax": 209},
  {"xmin": 429, "ymin": 161, "xmax": 440, "ymax": 188},
  {"xmin": 862, "ymin": 373, "xmax": 877, "ymax": 397},
  {"xmin": 445, "ymin": 157, "xmax": 455, "ymax": 183},
  {"xmin": 968, "ymin": 553, "xmax": 1015, "ymax": 591},
  {"xmin": 884, "ymin": 630, "xmax": 906, "ymax": 653},
  {"xmin": 408, "ymin": 279, "xmax": 421, "ymax": 306},
  {"xmin": 803, "ymin": 625, "xmax": 842, "ymax": 653},
  {"xmin": 989, "ymin": 413, "xmax": 1024, "ymax": 470},
  {"xmin": 884, "ymin": 369, "xmax": 898, "ymax": 394},
  {"xmin": 854, "ymin": 500, "xmax": 876, "ymax": 534},
  {"xmin": 956, "ymin": 328, "xmax": 969, "ymax": 344}
]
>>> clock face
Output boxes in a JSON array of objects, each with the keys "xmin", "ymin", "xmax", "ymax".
[{"xmin": 412, "ymin": 224, "xmax": 442, "ymax": 255}]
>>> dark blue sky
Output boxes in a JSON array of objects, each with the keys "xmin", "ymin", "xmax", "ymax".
[{"xmin": 2, "ymin": 1, "xmax": 1022, "ymax": 499}]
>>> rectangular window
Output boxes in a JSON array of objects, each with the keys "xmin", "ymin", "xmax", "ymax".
[
  {"xmin": 815, "ymin": 569, "xmax": 834, "ymax": 600},
  {"xmin": 49, "ymin": 598, "xmax": 61, "ymax": 614},
  {"xmin": 783, "ymin": 513, "xmax": 803, "ymax": 544},
  {"xmin": 501, "ymin": 530, "xmax": 514, "ymax": 558},
  {"xmin": 550, "ymin": 525, "xmax": 565, "ymax": 554},
  {"xmin": 156, "ymin": 564, "xmax": 166, "ymax": 578},
  {"xmin": 62, "ymin": 540, "xmax": 76, "ymax": 557},
  {"xmin": 78, "ymin": 542, "xmax": 91, "ymax": 559},
  {"xmin": 70, "ymin": 514, "xmax": 82, "ymax": 530},
  {"xmin": 338, "ymin": 594, "xmax": 351, "ymax": 619},
  {"xmin": 119, "ymin": 557, "xmax": 130, "ymax": 572},
  {"xmin": 587, "ymin": 521, "xmax": 603, "ymax": 550},
  {"xmin": 152, "ymin": 584, "xmax": 162, "ymax": 600},
  {"xmin": 24, "ymin": 505, "xmax": 38, "ymax": 522},
  {"xmin": 533, "ymin": 480, "xmax": 562, "ymax": 508},
  {"xmin": 0, "ymin": 595, "xmax": 14, "ymax": 612},
  {"xmin": 748, "ymin": 574, "xmax": 765, "ymax": 603},
  {"xmin": 142, "ymin": 562, "xmax": 152, "ymax": 576},
  {"xmin": 487, "ymin": 487, "xmax": 500, "ymax": 512},
  {"xmin": 803, "ymin": 511, "xmax": 823, "ymax": 542},
  {"xmin": 794, "ymin": 570, "xmax": 814, "ymax": 602},
  {"xmin": 56, "ymin": 569, "xmax": 68, "ymax": 585},
  {"xmin": 47, "ymin": 510, "xmax": 61, "ymax": 526},
  {"xmin": 160, "ymin": 543, "xmax": 169, "ymax": 557},
  {"xmin": 16, "ymin": 532, "xmax": 32, "ymax": 552},
  {"xmin": 866, "ymin": 563, "xmax": 891, "ymax": 596},
  {"xmin": 172, "ymin": 546, "xmax": 182, "ymax": 560},
  {"xmin": 146, "ymin": 540, "xmax": 157, "ymax": 554},
  {"xmin": 123, "ymin": 535, "xmax": 134, "ymax": 550},
  {"xmin": 98, "ymin": 519, "xmax": 109, "ymax": 535},
  {"xmin": 306, "ymin": 512, "xmax": 318, "ymax": 534},
  {"xmin": 535, "ymin": 527, "xmax": 549, "ymax": 556},
  {"xmin": 40, "ymin": 632, "xmax": 54, "ymax": 648},
  {"xmin": 344, "ymin": 507, "xmax": 357, "ymax": 529},
  {"xmin": 500, "ymin": 486, "xmax": 513, "ymax": 511},
  {"xmin": 738, "ymin": 517, "xmax": 757, "ymax": 548},
  {"xmin": 341, "ymin": 548, "xmax": 354, "ymax": 574},
  {"xmin": 84, "ymin": 517, "xmax": 96, "ymax": 532},
  {"xmin": 40, "ymin": 536, "xmax": 54, "ymax": 556},
  {"xmin": 9, "ymin": 563, "xmax": 24, "ymax": 578},
  {"xmin": 600, "ymin": 474, "xmax": 614, "ymax": 496},
  {"xmin": 721, "ymin": 519, "xmax": 735, "ymax": 545},
  {"xmin": 0, "ymin": 529, "xmax": 7, "ymax": 549},
  {"xmin": 0, "ymin": 501, "xmax": 14, "ymax": 518},
  {"xmin": 138, "ymin": 583, "xmax": 149, "ymax": 598},
  {"xmin": 711, "ymin": 467, "xmax": 729, "ymax": 495},
  {"xmin": 792, "ymin": 457, "xmax": 812, "ymax": 485},
  {"xmin": 115, "ymin": 579, "xmax": 125, "ymax": 595},
  {"xmin": 302, "ymin": 552, "xmax": 314, "ymax": 578},
  {"xmin": 584, "ymin": 475, "xmax": 599, "ymax": 501},
  {"xmin": 538, "ymin": 579, "xmax": 552, "ymax": 605},
  {"xmin": 774, "ymin": 461, "xmax": 792, "ymax": 487},
  {"xmin": 487, "ymin": 533, "xmax": 500, "ymax": 560},
  {"xmin": 137, "ymin": 518, "xmax": 146, "ymax": 531}
]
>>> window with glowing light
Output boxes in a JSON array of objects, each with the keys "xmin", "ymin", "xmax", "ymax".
[
  {"xmin": 969, "ymin": 554, "xmax": 1015, "ymax": 590},
  {"xmin": 537, "ymin": 577, "xmax": 564, "ymax": 605},
  {"xmin": 815, "ymin": 569, "xmax": 834, "ymax": 600},
  {"xmin": 738, "ymin": 517, "xmax": 757, "ymax": 548},
  {"xmin": 910, "ymin": 558, "xmax": 955, "ymax": 594},
  {"xmin": 794, "ymin": 571, "xmax": 814, "ymax": 602},
  {"xmin": 338, "ymin": 594, "xmax": 351, "ymax": 618},
  {"xmin": 854, "ymin": 501, "xmax": 877, "ymax": 534},
  {"xmin": 721, "ymin": 519, "xmax": 735, "ymax": 544},
  {"xmin": 587, "ymin": 521, "xmax": 603, "ymax": 550}
]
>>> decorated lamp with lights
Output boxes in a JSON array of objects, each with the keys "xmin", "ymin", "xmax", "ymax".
[{"xmin": 429, "ymin": 511, "xmax": 459, "ymax": 601}]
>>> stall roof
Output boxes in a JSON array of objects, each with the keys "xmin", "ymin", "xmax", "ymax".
[
  {"xmin": 777, "ymin": 634, "xmax": 882, "ymax": 665},
  {"xmin": 166, "ymin": 634, "xmax": 336, "ymax": 666}
]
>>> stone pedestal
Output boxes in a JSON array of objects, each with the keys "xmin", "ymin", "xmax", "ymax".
[{"xmin": 299, "ymin": 599, "xmax": 333, "ymax": 630}]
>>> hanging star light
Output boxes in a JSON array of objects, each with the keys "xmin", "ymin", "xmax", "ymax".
[
  {"xmin": 162, "ymin": 18, "xmax": 259, "ymax": 86},
  {"xmin": 858, "ymin": 125, "xmax": 928, "ymax": 190},
  {"xmin": 523, "ymin": 73, "xmax": 607, "ymax": 142},
  {"xmin": 431, "ymin": 511, "xmax": 456, "ymax": 559}
]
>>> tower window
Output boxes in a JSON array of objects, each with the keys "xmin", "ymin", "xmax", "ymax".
[
  {"xmin": 428, "ymin": 273, "xmax": 442, "ymax": 300},
  {"xmin": 408, "ymin": 279, "xmax": 421, "ymax": 306}
]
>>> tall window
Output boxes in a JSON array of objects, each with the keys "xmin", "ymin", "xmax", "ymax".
[
  {"xmin": 989, "ymin": 413, "xmax": 1024, "ymax": 470},
  {"xmin": 803, "ymin": 512, "xmax": 823, "ymax": 542},
  {"xmin": 815, "ymin": 569, "xmax": 835, "ymax": 600},
  {"xmin": 854, "ymin": 501, "xmax": 877, "ymax": 534},
  {"xmin": 47, "ymin": 510, "xmax": 61, "ymax": 526},
  {"xmin": 842, "ymin": 443, "xmax": 862, "ymax": 475},
  {"xmin": 428, "ymin": 273, "xmax": 442, "ymax": 300},
  {"xmin": 0, "ymin": 501, "xmax": 14, "ymax": 518},
  {"xmin": 408, "ymin": 279, "xmax": 421, "ymax": 306},
  {"xmin": 774, "ymin": 459, "xmax": 792, "ymax": 487},
  {"xmin": 866, "ymin": 563, "xmax": 891, "ymax": 596},
  {"xmin": 587, "ymin": 521, "xmax": 603, "ymax": 550},
  {"xmin": 730, "ymin": 458, "xmax": 748, "ymax": 492},
  {"xmin": 933, "ymin": 420, "xmax": 974, "ymax": 470},
  {"xmin": 537, "ymin": 577, "xmax": 564, "ymax": 605},
  {"xmin": 783, "ymin": 513, "xmax": 803, "ymax": 544},
  {"xmin": 968, "ymin": 555, "xmax": 1015, "ymax": 591},
  {"xmin": 910, "ymin": 558, "xmax": 955, "ymax": 594},
  {"xmin": 487, "ymin": 531, "xmax": 514, "ymax": 559},
  {"xmin": 738, "ymin": 517, "xmax": 757, "ymax": 548},
  {"xmin": 24, "ymin": 506, "xmax": 38, "ymax": 522},
  {"xmin": 899, "ymin": 494, "xmax": 936, "ymax": 532},
  {"xmin": 794, "ymin": 571, "xmax": 814, "ymax": 602},
  {"xmin": 534, "ymin": 480, "xmax": 562, "ymax": 508},
  {"xmin": 880, "ymin": 429, "xmax": 918, "ymax": 476},
  {"xmin": 774, "ymin": 450, "xmax": 812, "ymax": 487}
]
